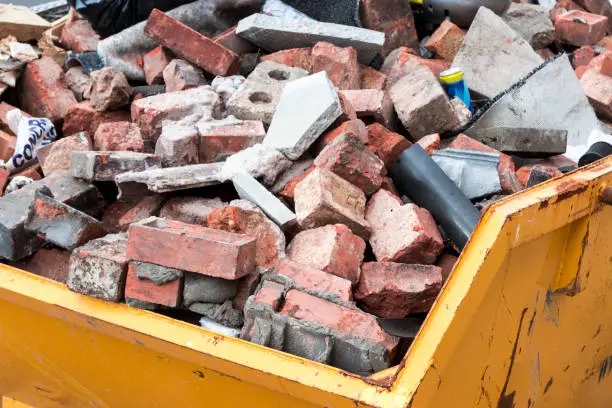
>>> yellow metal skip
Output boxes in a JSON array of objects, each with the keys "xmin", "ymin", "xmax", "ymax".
[{"xmin": 0, "ymin": 158, "xmax": 610, "ymax": 408}]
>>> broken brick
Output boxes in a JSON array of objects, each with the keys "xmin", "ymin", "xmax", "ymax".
[
  {"xmin": 380, "ymin": 177, "xmax": 399, "ymax": 196},
  {"xmin": 436, "ymin": 253, "xmax": 458, "ymax": 282},
  {"xmin": 287, "ymin": 224, "xmax": 365, "ymax": 284},
  {"xmin": 336, "ymin": 92, "xmax": 358, "ymax": 123},
  {"xmin": 386, "ymin": 51, "xmax": 451, "ymax": 88},
  {"xmin": 145, "ymin": 9, "xmax": 241, "ymax": 76},
  {"xmin": 63, "ymin": 102, "xmax": 130, "ymax": 137},
  {"xmin": 159, "ymin": 196, "xmax": 225, "ymax": 226},
  {"xmin": 0, "ymin": 129, "xmax": 16, "ymax": 163},
  {"xmin": 253, "ymin": 280, "xmax": 284, "ymax": 310},
  {"xmin": 163, "ymin": 59, "xmax": 207, "ymax": 93},
  {"xmin": 573, "ymin": 45, "xmax": 596, "ymax": 68},
  {"xmin": 380, "ymin": 17, "xmax": 420, "ymax": 58},
  {"xmin": 233, "ymin": 270, "xmax": 262, "ymax": 311},
  {"xmin": 0, "ymin": 167, "xmax": 9, "ymax": 196},
  {"xmin": 117, "ymin": 196, "xmax": 166, "ymax": 231},
  {"xmin": 424, "ymin": 20, "xmax": 466, "ymax": 61},
  {"xmin": 260, "ymin": 47, "xmax": 313, "ymax": 71},
  {"xmin": 93, "ymin": 121, "xmax": 144, "ymax": 152},
  {"xmin": 125, "ymin": 262, "xmax": 183, "ymax": 307},
  {"xmin": 366, "ymin": 123, "xmax": 412, "ymax": 165},
  {"xmin": 37, "ymin": 132, "xmax": 92, "ymax": 176},
  {"xmin": 143, "ymin": 45, "xmax": 174, "ymax": 85},
  {"xmin": 555, "ymin": 10, "xmax": 608, "ymax": 46},
  {"xmin": 127, "ymin": 217, "xmax": 256, "ymax": 279},
  {"xmin": 213, "ymin": 26, "xmax": 258, "ymax": 55},
  {"xmin": 360, "ymin": 65, "xmax": 387, "ymax": 89},
  {"xmin": 311, "ymin": 42, "xmax": 360, "ymax": 90},
  {"xmin": 18, "ymin": 57, "xmax": 77, "ymax": 123},
  {"xmin": 580, "ymin": 66, "xmax": 612, "ymax": 120},
  {"xmin": 86, "ymin": 67, "xmax": 132, "ymax": 112},
  {"xmin": 354, "ymin": 262, "xmax": 443, "ymax": 318},
  {"xmin": 155, "ymin": 124, "xmax": 200, "ymax": 167},
  {"xmin": 294, "ymin": 168, "xmax": 371, "ymax": 239},
  {"xmin": 366, "ymin": 189, "xmax": 444, "ymax": 264},
  {"xmin": 314, "ymin": 133, "xmax": 385, "ymax": 195},
  {"xmin": 416, "ymin": 133, "xmax": 441, "ymax": 155},
  {"xmin": 314, "ymin": 119, "xmax": 369, "ymax": 154},
  {"xmin": 15, "ymin": 248, "xmax": 71, "ymax": 283},
  {"xmin": 516, "ymin": 164, "xmax": 563, "ymax": 186},
  {"xmin": 60, "ymin": 11, "xmax": 100, "ymax": 53},
  {"xmin": 339, "ymin": 89, "xmax": 395, "ymax": 127},
  {"xmin": 197, "ymin": 118, "xmax": 266, "ymax": 163},
  {"xmin": 12, "ymin": 164, "xmax": 42, "ymax": 181},
  {"xmin": 278, "ymin": 167, "xmax": 314, "ymax": 206}
]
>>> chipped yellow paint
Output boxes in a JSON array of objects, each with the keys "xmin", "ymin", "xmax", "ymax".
[{"xmin": 0, "ymin": 158, "xmax": 610, "ymax": 408}]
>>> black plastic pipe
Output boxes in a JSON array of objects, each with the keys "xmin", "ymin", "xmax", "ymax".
[
  {"xmin": 389, "ymin": 144, "xmax": 481, "ymax": 250},
  {"xmin": 578, "ymin": 142, "xmax": 612, "ymax": 167}
]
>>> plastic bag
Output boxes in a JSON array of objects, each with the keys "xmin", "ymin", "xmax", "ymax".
[
  {"xmin": 70, "ymin": 0, "xmax": 194, "ymax": 36},
  {"xmin": 0, "ymin": 110, "xmax": 57, "ymax": 174}
]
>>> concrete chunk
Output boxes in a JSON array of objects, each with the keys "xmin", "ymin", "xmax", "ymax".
[
  {"xmin": 183, "ymin": 272, "xmax": 238, "ymax": 306},
  {"xmin": 467, "ymin": 127, "xmax": 567, "ymax": 157},
  {"xmin": 501, "ymin": 3, "xmax": 555, "ymax": 49},
  {"xmin": 71, "ymin": 151, "xmax": 162, "ymax": 182},
  {"xmin": 0, "ymin": 188, "xmax": 46, "ymax": 260},
  {"xmin": 452, "ymin": 7, "xmax": 542, "ymax": 98},
  {"xmin": 221, "ymin": 144, "xmax": 293, "ymax": 187},
  {"xmin": 236, "ymin": 13, "xmax": 385, "ymax": 63},
  {"xmin": 264, "ymin": 72, "xmax": 342, "ymax": 160},
  {"xmin": 155, "ymin": 124, "xmax": 200, "ymax": 167},
  {"xmin": 432, "ymin": 149, "xmax": 502, "ymax": 200},
  {"xmin": 232, "ymin": 172, "xmax": 296, "ymax": 229}
]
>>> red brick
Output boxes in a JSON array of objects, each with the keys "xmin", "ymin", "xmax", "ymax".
[
  {"xmin": 280, "ymin": 289, "xmax": 398, "ymax": 354},
  {"xmin": 18, "ymin": 57, "xmax": 77, "ymax": 123},
  {"xmin": 314, "ymin": 133, "xmax": 385, "ymax": 195},
  {"xmin": 125, "ymin": 262, "xmax": 182, "ymax": 307},
  {"xmin": 360, "ymin": 65, "xmax": 387, "ymax": 89},
  {"xmin": 63, "ymin": 102, "xmax": 130, "ymax": 138},
  {"xmin": 143, "ymin": 46, "xmax": 174, "ymax": 85},
  {"xmin": 260, "ymin": 48, "xmax": 313, "ymax": 71},
  {"xmin": 581, "ymin": 67, "xmax": 612, "ymax": 120},
  {"xmin": 213, "ymin": 26, "xmax": 258, "ymax": 55},
  {"xmin": 424, "ymin": 20, "xmax": 465, "ymax": 61},
  {"xmin": 288, "ymin": 224, "xmax": 365, "ymax": 284},
  {"xmin": 380, "ymin": 177, "xmax": 399, "ymax": 196},
  {"xmin": 449, "ymin": 134, "xmax": 517, "ymax": 191},
  {"xmin": 380, "ymin": 17, "xmax": 420, "ymax": 58},
  {"xmin": 207, "ymin": 206, "xmax": 284, "ymax": 268},
  {"xmin": 0, "ymin": 167, "xmax": 9, "ymax": 196},
  {"xmin": 354, "ymin": 262, "xmax": 443, "ymax": 318},
  {"xmin": 555, "ymin": 10, "xmax": 608, "ymax": 46},
  {"xmin": 0, "ymin": 129, "xmax": 16, "ymax": 163},
  {"xmin": 366, "ymin": 123, "xmax": 412, "ymax": 166},
  {"xmin": 339, "ymin": 89, "xmax": 395, "ymax": 127},
  {"xmin": 573, "ymin": 45, "xmax": 596, "ymax": 68},
  {"xmin": 436, "ymin": 252, "xmax": 458, "ymax": 282},
  {"xmin": 254, "ymin": 280, "xmax": 284, "ymax": 310},
  {"xmin": 516, "ymin": 164, "xmax": 564, "ymax": 186},
  {"xmin": 416, "ymin": 133, "xmax": 441, "ymax": 155},
  {"xmin": 0, "ymin": 102, "xmax": 30, "ymax": 136},
  {"xmin": 159, "ymin": 196, "xmax": 225, "ymax": 226},
  {"xmin": 102, "ymin": 201, "xmax": 139, "ymax": 234},
  {"xmin": 294, "ymin": 168, "xmax": 371, "ymax": 239},
  {"xmin": 94, "ymin": 121, "xmax": 144, "ymax": 152},
  {"xmin": 11, "ymin": 163, "xmax": 42, "ymax": 181},
  {"xmin": 336, "ymin": 92, "xmax": 358, "ymax": 124},
  {"xmin": 366, "ymin": 189, "xmax": 443, "ymax": 264},
  {"xmin": 314, "ymin": 119, "xmax": 368, "ymax": 155},
  {"xmin": 582, "ymin": 52, "xmax": 612, "ymax": 76},
  {"xmin": 118, "ymin": 195, "xmax": 166, "ymax": 230},
  {"xmin": 198, "ymin": 119, "xmax": 265, "ymax": 163},
  {"xmin": 145, "ymin": 9, "xmax": 240, "ymax": 76},
  {"xmin": 311, "ymin": 42, "xmax": 360, "ymax": 90},
  {"xmin": 387, "ymin": 52, "xmax": 451, "ymax": 87},
  {"xmin": 127, "ymin": 217, "xmax": 256, "ymax": 279},
  {"xmin": 271, "ymin": 258, "xmax": 352, "ymax": 301},
  {"xmin": 16, "ymin": 248, "xmax": 72, "ymax": 283},
  {"xmin": 60, "ymin": 11, "xmax": 100, "ymax": 53},
  {"xmin": 37, "ymin": 132, "xmax": 92, "ymax": 176},
  {"xmin": 359, "ymin": 0, "xmax": 414, "ymax": 30},
  {"xmin": 597, "ymin": 36, "xmax": 612, "ymax": 51},
  {"xmin": 162, "ymin": 59, "xmax": 206, "ymax": 92},
  {"xmin": 278, "ymin": 167, "xmax": 314, "ymax": 206},
  {"xmin": 233, "ymin": 270, "xmax": 262, "ymax": 311}
]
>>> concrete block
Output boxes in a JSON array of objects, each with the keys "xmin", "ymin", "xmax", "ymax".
[
  {"xmin": 314, "ymin": 133, "xmax": 385, "ymax": 195},
  {"xmin": 452, "ymin": 7, "xmax": 542, "ymax": 99},
  {"xmin": 86, "ymin": 67, "xmax": 132, "ymax": 112},
  {"xmin": 355, "ymin": 262, "xmax": 443, "ymax": 318},
  {"xmin": 131, "ymin": 85, "xmax": 222, "ymax": 143},
  {"xmin": 37, "ymin": 132, "xmax": 92, "ymax": 176},
  {"xmin": 207, "ymin": 204, "xmax": 286, "ymax": 268},
  {"xmin": 220, "ymin": 143, "xmax": 293, "ymax": 187},
  {"xmin": 365, "ymin": 189, "xmax": 444, "ymax": 264},
  {"xmin": 288, "ymin": 224, "xmax": 365, "ymax": 283},
  {"xmin": 145, "ymin": 9, "xmax": 241, "ymax": 76},
  {"xmin": 127, "ymin": 217, "xmax": 256, "ymax": 279},
  {"xmin": 236, "ymin": 13, "xmax": 385, "ymax": 63},
  {"xmin": 227, "ymin": 61, "xmax": 309, "ymax": 124},
  {"xmin": 159, "ymin": 197, "xmax": 225, "ymax": 226},
  {"xmin": 162, "ymin": 59, "xmax": 207, "ymax": 92},
  {"xmin": 311, "ymin": 42, "xmax": 360, "ymax": 90},
  {"xmin": 390, "ymin": 60, "xmax": 459, "ymax": 139},
  {"xmin": 502, "ymin": 3, "xmax": 555, "ymax": 49},
  {"xmin": 190, "ymin": 300, "xmax": 243, "ymax": 328},
  {"xmin": 197, "ymin": 116, "xmax": 265, "ymax": 164},
  {"xmin": 264, "ymin": 72, "xmax": 342, "ymax": 160},
  {"xmin": 432, "ymin": 149, "xmax": 502, "ymax": 200},
  {"xmin": 93, "ymin": 121, "xmax": 144, "ymax": 152},
  {"xmin": 270, "ymin": 259, "xmax": 352, "ymax": 301},
  {"xmin": 71, "ymin": 151, "xmax": 162, "ymax": 182},
  {"xmin": 183, "ymin": 272, "xmax": 237, "ymax": 306},
  {"xmin": 339, "ymin": 89, "xmax": 395, "ymax": 127},
  {"xmin": 232, "ymin": 172, "xmax": 296, "ymax": 229},
  {"xmin": 67, "ymin": 233, "xmax": 129, "ymax": 302},
  {"xmin": 115, "ymin": 163, "xmax": 224, "ymax": 198},
  {"xmin": 25, "ymin": 190, "xmax": 105, "ymax": 250},
  {"xmin": 467, "ymin": 127, "xmax": 568, "ymax": 156},
  {"xmin": 155, "ymin": 124, "xmax": 200, "ymax": 167},
  {"xmin": 125, "ymin": 262, "xmax": 183, "ymax": 308},
  {"xmin": 294, "ymin": 168, "xmax": 371, "ymax": 239}
]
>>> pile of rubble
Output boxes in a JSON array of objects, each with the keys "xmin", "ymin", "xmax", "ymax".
[{"xmin": 0, "ymin": 0, "xmax": 610, "ymax": 376}]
